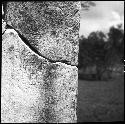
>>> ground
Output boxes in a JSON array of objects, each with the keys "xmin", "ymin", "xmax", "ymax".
[{"xmin": 77, "ymin": 74, "xmax": 124, "ymax": 122}]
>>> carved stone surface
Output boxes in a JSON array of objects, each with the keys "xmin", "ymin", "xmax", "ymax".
[
  {"xmin": 2, "ymin": 31, "xmax": 78, "ymax": 123},
  {"xmin": 5, "ymin": 2, "xmax": 80, "ymax": 65}
]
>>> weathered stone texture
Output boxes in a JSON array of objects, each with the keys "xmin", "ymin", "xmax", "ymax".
[
  {"xmin": 5, "ymin": 2, "xmax": 80, "ymax": 65},
  {"xmin": 2, "ymin": 19, "xmax": 6, "ymax": 33},
  {"xmin": 2, "ymin": 31, "xmax": 78, "ymax": 123},
  {"xmin": 2, "ymin": 1, "xmax": 80, "ymax": 123}
]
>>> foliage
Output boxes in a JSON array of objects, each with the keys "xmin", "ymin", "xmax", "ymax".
[
  {"xmin": 79, "ymin": 24, "xmax": 124, "ymax": 80},
  {"xmin": 81, "ymin": 1, "xmax": 96, "ymax": 10},
  {"xmin": 106, "ymin": 24, "xmax": 124, "ymax": 65}
]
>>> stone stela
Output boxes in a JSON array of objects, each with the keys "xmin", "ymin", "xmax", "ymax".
[{"xmin": 1, "ymin": 2, "xmax": 80, "ymax": 123}]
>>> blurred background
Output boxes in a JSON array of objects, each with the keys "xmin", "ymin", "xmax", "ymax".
[{"xmin": 78, "ymin": 1, "xmax": 124, "ymax": 122}]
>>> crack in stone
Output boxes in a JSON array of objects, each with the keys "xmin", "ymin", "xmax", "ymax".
[{"xmin": 4, "ymin": 24, "xmax": 77, "ymax": 66}]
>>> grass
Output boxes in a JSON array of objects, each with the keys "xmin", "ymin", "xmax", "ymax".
[{"xmin": 77, "ymin": 75, "xmax": 124, "ymax": 122}]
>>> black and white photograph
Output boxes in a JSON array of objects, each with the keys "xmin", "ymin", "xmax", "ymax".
[{"xmin": 1, "ymin": 1, "xmax": 124, "ymax": 123}]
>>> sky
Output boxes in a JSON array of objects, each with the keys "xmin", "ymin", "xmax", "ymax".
[{"xmin": 79, "ymin": 1, "xmax": 124, "ymax": 37}]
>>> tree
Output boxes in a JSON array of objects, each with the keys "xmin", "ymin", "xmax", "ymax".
[
  {"xmin": 79, "ymin": 24, "xmax": 124, "ymax": 80},
  {"xmin": 87, "ymin": 31, "xmax": 108, "ymax": 80},
  {"xmin": 78, "ymin": 35, "xmax": 94, "ymax": 69},
  {"xmin": 81, "ymin": 1, "xmax": 96, "ymax": 10},
  {"xmin": 105, "ymin": 24, "xmax": 124, "ymax": 70},
  {"xmin": 78, "ymin": 32, "xmax": 106, "ymax": 80}
]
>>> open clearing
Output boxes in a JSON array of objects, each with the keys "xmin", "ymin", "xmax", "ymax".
[{"xmin": 77, "ymin": 75, "xmax": 124, "ymax": 122}]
